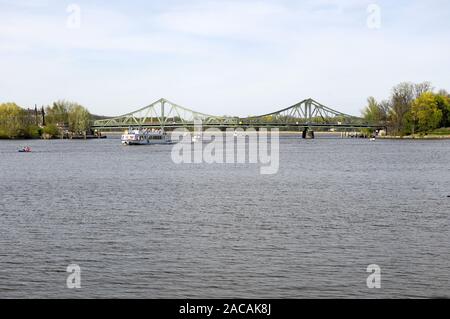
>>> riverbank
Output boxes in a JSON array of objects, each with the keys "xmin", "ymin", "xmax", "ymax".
[
  {"xmin": 2, "ymin": 131, "xmax": 450, "ymax": 140},
  {"xmin": 379, "ymin": 135, "xmax": 450, "ymax": 140},
  {"xmin": 0, "ymin": 134, "xmax": 107, "ymax": 140}
]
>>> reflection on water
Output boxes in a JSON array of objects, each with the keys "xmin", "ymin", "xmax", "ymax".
[{"xmin": 0, "ymin": 137, "xmax": 449, "ymax": 298}]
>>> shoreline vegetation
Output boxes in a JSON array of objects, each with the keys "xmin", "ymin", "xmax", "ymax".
[
  {"xmin": 1, "ymin": 81, "xmax": 449, "ymax": 141},
  {"xmin": 361, "ymin": 81, "xmax": 450, "ymax": 138},
  {"xmin": 0, "ymin": 100, "xmax": 103, "ymax": 140}
]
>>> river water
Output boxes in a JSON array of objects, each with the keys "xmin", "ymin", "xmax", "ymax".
[{"xmin": 0, "ymin": 137, "xmax": 449, "ymax": 298}]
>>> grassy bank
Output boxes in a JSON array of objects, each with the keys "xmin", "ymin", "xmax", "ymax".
[{"xmin": 379, "ymin": 128, "xmax": 450, "ymax": 139}]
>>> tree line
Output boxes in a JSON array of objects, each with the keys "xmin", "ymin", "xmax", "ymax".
[
  {"xmin": 0, "ymin": 100, "xmax": 92, "ymax": 139},
  {"xmin": 362, "ymin": 82, "xmax": 450, "ymax": 135}
]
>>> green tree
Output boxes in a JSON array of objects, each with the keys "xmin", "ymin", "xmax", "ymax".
[
  {"xmin": 46, "ymin": 100, "xmax": 92, "ymax": 135},
  {"xmin": 68, "ymin": 104, "xmax": 91, "ymax": 134},
  {"xmin": 362, "ymin": 97, "xmax": 387, "ymax": 123},
  {"xmin": 388, "ymin": 82, "xmax": 433, "ymax": 135},
  {"xmin": 45, "ymin": 100, "xmax": 70, "ymax": 125},
  {"xmin": 435, "ymin": 93, "xmax": 450, "ymax": 127},
  {"xmin": 411, "ymin": 92, "xmax": 443, "ymax": 133},
  {"xmin": 0, "ymin": 103, "xmax": 29, "ymax": 138}
]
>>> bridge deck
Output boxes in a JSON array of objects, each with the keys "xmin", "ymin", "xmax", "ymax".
[{"xmin": 93, "ymin": 123, "xmax": 385, "ymax": 130}]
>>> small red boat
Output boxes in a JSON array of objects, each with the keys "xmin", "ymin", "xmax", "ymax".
[{"xmin": 18, "ymin": 146, "xmax": 32, "ymax": 153}]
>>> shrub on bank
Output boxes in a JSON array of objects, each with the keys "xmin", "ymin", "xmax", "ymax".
[
  {"xmin": 42, "ymin": 124, "xmax": 61, "ymax": 139},
  {"xmin": 26, "ymin": 125, "xmax": 43, "ymax": 139}
]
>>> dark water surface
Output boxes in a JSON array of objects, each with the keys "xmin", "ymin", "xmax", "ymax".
[{"xmin": 0, "ymin": 137, "xmax": 449, "ymax": 298}]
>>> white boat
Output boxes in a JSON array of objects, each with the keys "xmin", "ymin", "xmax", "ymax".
[
  {"xmin": 121, "ymin": 128, "xmax": 174, "ymax": 145},
  {"xmin": 192, "ymin": 134, "xmax": 202, "ymax": 143}
]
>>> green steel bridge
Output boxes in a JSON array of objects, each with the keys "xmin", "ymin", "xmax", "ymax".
[{"xmin": 93, "ymin": 98, "xmax": 385, "ymax": 136}]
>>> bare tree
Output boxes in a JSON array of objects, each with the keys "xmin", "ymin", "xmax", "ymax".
[
  {"xmin": 390, "ymin": 82, "xmax": 415, "ymax": 134},
  {"xmin": 438, "ymin": 89, "xmax": 450, "ymax": 98},
  {"xmin": 379, "ymin": 100, "xmax": 391, "ymax": 121},
  {"xmin": 414, "ymin": 81, "xmax": 433, "ymax": 99}
]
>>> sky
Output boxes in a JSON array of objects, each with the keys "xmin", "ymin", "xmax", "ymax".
[{"xmin": 0, "ymin": 0, "xmax": 449, "ymax": 117}]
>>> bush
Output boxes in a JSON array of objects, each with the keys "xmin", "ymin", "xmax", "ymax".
[
  {"xmin": 43, "ymin": 124, "xmax": 61, "ymax": 138},
  {"xmin": 26, "ymin": 125, "xmax": 43, "ymax": 138}
]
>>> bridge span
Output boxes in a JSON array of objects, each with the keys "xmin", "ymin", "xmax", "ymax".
[{"xmin": 93, "ymin": 98, "xmax": 385, "ymax": 136}]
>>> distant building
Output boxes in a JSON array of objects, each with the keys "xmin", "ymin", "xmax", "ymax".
[{"xmin": 25, "ymin": 105, "xmax": 45, "ymax": 126}]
